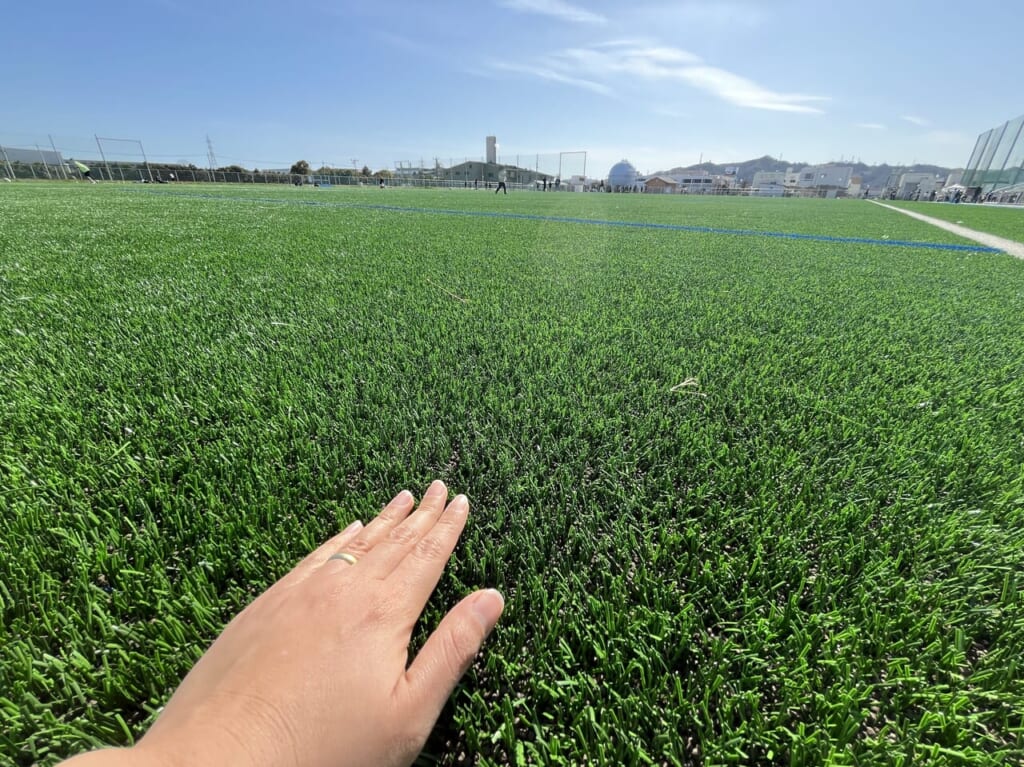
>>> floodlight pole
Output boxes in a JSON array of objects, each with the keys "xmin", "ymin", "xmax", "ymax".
[{"xmin": 95, "ymin": 135, "xmax": 113, "ymax": 181}]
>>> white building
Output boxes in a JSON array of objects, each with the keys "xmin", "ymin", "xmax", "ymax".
[
  {"xmin": 751, "ymin": 171, "xmax": 786, "ymax": 196},
  {"xmin": 667, "ymin": 171, "xmax": 715, "ymax": 193},
  {"xmin": 895, "ymin": 171, "xmax": 942, "ymax": 200},
  {"xmin": 785, "ymin": 165, "xmax": 853, "ymax": 197}
]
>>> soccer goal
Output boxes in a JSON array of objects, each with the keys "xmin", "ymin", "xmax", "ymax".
[
  {"xmin": 93, "ymin": 136, "xmax": 154, "ymax": 182},
  {"xmin": 530, "ymin": 151, "xmax": 588, "ymax": 189}
]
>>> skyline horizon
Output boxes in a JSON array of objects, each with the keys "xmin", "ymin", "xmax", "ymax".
[
  {"xmin": 4, "ymin": 1, "xmax": 1020, "ymax": 176},
  {"xmin": 1, "ymin": 131, "xmax": 970, "ymax": 179}
]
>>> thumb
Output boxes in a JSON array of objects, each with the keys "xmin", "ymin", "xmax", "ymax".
[{"xmin": 402, "ymin": 589, "xmax": 504, "ymax": 718}]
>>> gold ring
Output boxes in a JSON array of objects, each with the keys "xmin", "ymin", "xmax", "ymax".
[{"xmin": 328, "ymin": 552, "xmax": 358, "ymax": 565}]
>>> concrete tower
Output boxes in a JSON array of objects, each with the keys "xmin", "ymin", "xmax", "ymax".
[{"xmin": 486, "ymin": 136, "xmax": 497, "ymax": 164}]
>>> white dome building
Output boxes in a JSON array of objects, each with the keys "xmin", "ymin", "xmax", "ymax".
[{"xmin": 608, "ymin": 160, "xmax": 639, "ymax": 192}]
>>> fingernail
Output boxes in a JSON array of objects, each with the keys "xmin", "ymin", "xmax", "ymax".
[
  {"xmin": 398, "ymin": 489, "xmax": 413, "ymax": 502},
  {"xmin": 450, "ymin": 494, "xmax": 469, "ymax": 513},
  {"xmin": 470, "ymin": 589, "xmax": 505, "ymax": 636},
  {"xmin": 342, "ymin": 519, "xmax": 363, "ymax": 535}
]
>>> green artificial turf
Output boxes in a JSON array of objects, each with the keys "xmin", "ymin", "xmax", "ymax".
[
  {"xmin": 884, "ymin": 200, "xmax": 1024, "ymax": 244},
  {"xmin": 2, "ymin": 184, "xmax": 1022, "ymax": 765}
]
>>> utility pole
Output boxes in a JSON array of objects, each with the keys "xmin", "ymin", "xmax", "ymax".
[{"xmin": 206, "ymin": 135, "xmax": 217, "ymax": 171}]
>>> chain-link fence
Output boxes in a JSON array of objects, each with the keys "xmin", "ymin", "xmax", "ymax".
[
  {"xmin": 0, "ymin": 160, "xmax": 306, "ymax": 185},
  {"xmin": 1, "ymin": 134, "xmax": 594, "ymax": 190}
]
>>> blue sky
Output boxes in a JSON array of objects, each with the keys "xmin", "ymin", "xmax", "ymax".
[{"xmin": 3, "ymin": 0, "xmax": 1020, "ymax": 174}]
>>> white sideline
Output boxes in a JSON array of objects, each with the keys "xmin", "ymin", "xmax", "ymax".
[{"xmin": 868, "ymin": 200, "xmax": 1024, "ymax": 259}]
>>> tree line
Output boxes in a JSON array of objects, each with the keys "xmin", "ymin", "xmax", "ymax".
[{"xmin": 288, "ymin": 160, "xmax": 391, "ymax": 177}]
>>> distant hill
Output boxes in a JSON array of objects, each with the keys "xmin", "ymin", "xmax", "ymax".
[{"xmin": 655, "ymin": 155, "xmax": 954, "ymax": 190}]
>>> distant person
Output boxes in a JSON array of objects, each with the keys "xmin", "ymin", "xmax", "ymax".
[
  {"xmin": 379, "ymin": 177, "xmax": 386, "ymax": 189},
  {"xmin": 72, "ymin": 160, "xmax": 96, "ymax": 184},
  {"xmin": 543, "ymin": 178, "xmax": 547, "ymax": 191},
  {"xmin": 495, "ymin": 171, "xmax": 507, "ymax": 194}
]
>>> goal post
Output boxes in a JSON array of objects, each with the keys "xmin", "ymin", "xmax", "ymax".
[
  {"xmin": 94, "ymin": 135, "xmax": 153, "ymax": 182},
  {"xmin": 528, "ymin": 151, "xmax": 588, "ymax": 188},
  {"xmin": 558, "ymin": 151, "xmax": 587, "ymax": 183}
]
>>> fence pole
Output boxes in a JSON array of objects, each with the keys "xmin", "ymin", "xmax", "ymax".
[{"xmin": 95, "ymin": 136, "xmax": 113, "ymax": 181}]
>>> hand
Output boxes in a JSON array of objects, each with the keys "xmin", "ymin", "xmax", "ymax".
[{"xmin": 64, "ymin": 481, "xmax": 504, "ymax": 767}]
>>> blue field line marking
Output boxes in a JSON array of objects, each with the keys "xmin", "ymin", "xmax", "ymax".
[{"xmin": 148, "ymin": 191, "xmax": 1004, "ymax": 254}]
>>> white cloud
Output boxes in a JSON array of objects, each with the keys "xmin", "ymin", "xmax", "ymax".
[
  {"xmin": 901, "ymin": 115, "xmax": 930, "ymax": 127},
  {"xmin": 630, "ymin": 2, "xmax": 766, "ymax": 29},
  {"xmin": 923, "ymin": 130, "xmax": 969, "ymax": 145},
  {"xmin": 856, "ymin": 123, "xmax": 886, "ymax": 130},
  {"xmin": 675, "ymin": 65, "xmax": 826, "ymax": 113},
  {"xmin": 490, "ymin": 42, "xmax": 828, "ymax": 113},
  {"xmin": 487, "ymin": 61, "xmax": 612, "ymax": 95},
  {"xmin": 593, "ymin": 38, "xmax": 654, "ymax": 49},
  {"xmin": 496, "ymin": 0, "xmax": 607, "ymax": 24}
]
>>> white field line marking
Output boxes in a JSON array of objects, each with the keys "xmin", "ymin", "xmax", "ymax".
[
  {"xmin": 424, "ymin": 277, "xmax": 468, "ymax": 303},
  {"xmin": 869, "ymin": 200, "xmax": 1024, "ymax": 259}
]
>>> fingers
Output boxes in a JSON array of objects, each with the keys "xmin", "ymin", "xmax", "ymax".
[
  {"xmin": 387, "ymin": 480, "xmax": 450, "ymax": 548},
  {"xmin": 335, "ymin": 488, "xmax": 417, "ymax": 561},
  {"xmin": 315, "ymin": 483, "xmax": 470, "ymax": 608},
  {"xmin": 384, "ymin": 494, "xmax": 469, "ymax": 606},
  {"xmin": 400, "ymin": 589, "xmax": 505, "ymax": 721},
  {"xmin": 284, "ymin": 485, "xmax": 417, "ymax": 585},
  {"xmin": 358, "ymin": 482, "xmax": 464, "ymax": 579},
  {"xmin": 279, "ymin": 519, "xmax": 365, "ymax": 588}
]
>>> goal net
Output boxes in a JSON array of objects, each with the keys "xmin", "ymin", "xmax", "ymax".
[{"xmin": 94, "ymin": 136, "xmax": 153, "ymax": 182}]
